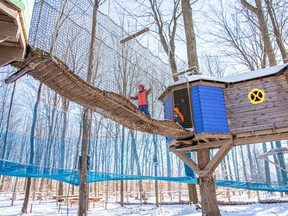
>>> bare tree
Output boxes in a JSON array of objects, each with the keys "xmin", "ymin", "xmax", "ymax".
[
  {"xmin": 148, "ymin": 0, "xmax": 182, "ymax": 81},
  {"xmin": 206, "ymin": 0, "xmax": 267, "ymax": 70},
  {"xmin": 264, "ymin": 0, "xmax": 288, "ymax": 63},
  {"xmin": 1, "ymin": 81, "xmax": 16, "ymax": 160},
  {"xmin": 241, "ymin": 0, "xmax": 277, "ymax": 66},
  {"xmin": 275, "ymin": 141, "xmax": 288, "ymax": 185},
  {"xmin": 79, "ymin": 0, "xmax": 106, "ymax": 215},
  {"xmin": 202, "ymin": 53, "xmax": 227, "ymax": 78},
  {"xmin": 21, "ymin": 83, "xmax": 43, "ymax": 214},
  {"xmin": 262, "ymin": 143, "xmax": 271, "ymax": 184},
  {"xmin": 181, "ymin": 0, "xmax": 199, "ymax": 71}
]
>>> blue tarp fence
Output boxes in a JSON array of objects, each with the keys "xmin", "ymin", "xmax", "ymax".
[{"xmin": 0, "ymin": 159, "xmax": 287, "ymax": 192}]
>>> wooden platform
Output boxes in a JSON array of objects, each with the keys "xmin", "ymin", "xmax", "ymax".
[
  {"xmin": 169, "ymin": 127, "xmax": 288, "ymax": 152},
  {"xmin": 0, "ymin": 1, "xmax": 27, "ymax": 67}
]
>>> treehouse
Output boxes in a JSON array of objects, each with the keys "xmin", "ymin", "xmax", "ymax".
[{"xmin": 159, "ymin": 64, "xmax": 288, "ymax": 151}]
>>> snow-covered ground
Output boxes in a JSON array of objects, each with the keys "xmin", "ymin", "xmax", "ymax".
[{"xmin": 0, "ymin": 195, "xmax": 287, "ymax": 216}]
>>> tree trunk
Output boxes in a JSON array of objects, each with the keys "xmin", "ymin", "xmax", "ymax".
[
  {"xmin": 50, "ymin": 0, "xmax": 68, "ymax": 55},
  {"xmin": 240, "ymin": 145, "xmax": 248, "ymax": 181},
  {"xmin": 275, "ymin": 141, "xmax": 288, "ymax": 185},
  {"xmin": 58, "ymin": 98, "xmax": 69, "ymax": 196},
  {"xmin": 43, "ymin": 92, "xmax": 57, "ymax": 167},
  {"xmin": 22, "ymin": 83, "xmax": 43, "ymax": 213},
  {"xmin": 152, "ymin": 135, "xmax": 159, "ymax": 207},
  {"xmin": 221, "ymin": 157, "xmax": 228, "ymax": 180},
  {"xmin": 184, "ymin": 152, "xmax": 198, "ymax": 204},
  {"xmin": 2, "ymin": 81, "xmax": 16, "ymax": 159},
  {"xmin": 149, "ymin": 0, "xmax": 180, "ymax": 81},
  {"xmin": 265, "ymin": 0, "xmax": 288, "ymax": 63},
  {"xmin": 166, "ymin": 144, "xmax": 172, "ymax": 200},
  {"xmin": 180, "ymin": 0, "xmax": 199, "ymax": 204},
  {"xmin": 21, "ymin": 178, "xmax": 32, "ymax": 214},
  {"xmin": 78, "ymin": 0, "xmax": 100, "ymax": 214},
  {"xmin": 197, "ymin": 149, "xmax": 220, "ymax": 216},
  {"xmin": 181, "ymin": 0, "xmax": 199, "ymax": 71},
  {"xmin": 226, "ymin": 153, "xmax": 233, "ymax": 180},
  {"xmin": 130, "ymin": 131, "xmax": 144, "ymax": 200},
  {"xmin": 241, "ymin": 0, "xmax": 276, "ymax": 66},
  {"xmin": 11, "ymin": 177, "xmax": 19, "ymax": 206},
  {"xmin": 120, "ymin": 125, "xmax": 125, "ymax": 206},
  {"xmin": 253, "ymin": 145, "xmax": 261, "ymax": 182},
  {"xmin": 232, "ymin": 148, "xmax": 240, "ymax": 181},
  {"xmin": 270, "ymin": 142, "xmax": 282, "ymax": 184},
  {"xmin": 78, "ymin": 109, "xmax": 91, "ymax": 215},
  {"xmin": 262, "ymin": 143, "xmax": 271, "ymax": 183},
  {"xmin": 246, "ymin": 145, "xmax": 255, "ymax": 180}
]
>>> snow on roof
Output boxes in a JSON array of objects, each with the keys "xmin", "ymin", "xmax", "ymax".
[
  {"xmin": 219, "ymin": 64, "xmax": 288, "ymax": 83},
  {"xmin": 172, "ymin": 64, "xmax": 288, "ymax": 87},
  {"xmin": 159, "ymin": 64, "xmax": 288, "ymax": 100}
]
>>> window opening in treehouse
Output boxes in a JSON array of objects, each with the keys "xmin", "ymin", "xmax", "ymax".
[
  {"xmin": 173, "ymin": 88, "xmax": 192, "ymax": 128},
  {"xmin": 248, "ymin": 88, "xmax": 265, "ymax": 104}
]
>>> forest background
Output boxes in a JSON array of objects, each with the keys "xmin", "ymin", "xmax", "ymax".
[{"xmin": 0, "ymin": 0, "xmax": 287, "ymax": 207}]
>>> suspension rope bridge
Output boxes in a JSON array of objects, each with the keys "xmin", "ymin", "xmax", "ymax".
[{"xmin": 6, "ymin": 48, "xmax": 194, "ymax": 140}]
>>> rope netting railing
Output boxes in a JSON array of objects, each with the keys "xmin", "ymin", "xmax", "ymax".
[
  {"xmin": 7, "ymin": 0, "xmax": 194, "ymax": 139},
  {"xmin": 29, "ymin": 0, "xmax": 172, "ymax": 93}
]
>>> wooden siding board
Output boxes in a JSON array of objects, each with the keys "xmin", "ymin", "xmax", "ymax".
[
  {"xmin": 228, "ymin": 106, "xmax": 288, "ymax": 120},
  {"xmin": 225, "ymin": 75, "xmax": 288, "ymax": 133}
]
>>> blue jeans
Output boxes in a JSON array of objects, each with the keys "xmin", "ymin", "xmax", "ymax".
[{"xmin": 139, "ymin": 105, "xmax": 151, "ymax": 117}]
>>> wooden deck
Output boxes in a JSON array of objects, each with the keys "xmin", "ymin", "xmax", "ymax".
[
  {"xmin": 0, "ymin": 1, "xmax": 27, "ymax": 67},
  {"xmin": 168, "ymin": 125, "xmax": 288, "ymax": 152}
]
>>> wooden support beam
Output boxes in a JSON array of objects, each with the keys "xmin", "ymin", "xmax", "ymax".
[
  {"xmin": 235, "ymin": 127, "xmax": 288, "ymax": 138},
  {"xmin": 196, "ymin": 133, "xmax": 232, "ymax": 140},
  {"xmin": 5, "ymin": 61, "xmax": 36, "ymax": 84},
  {"xmin": 177, "ymin": 130, "xmax": 288, "ymax": 151},
  {"xmin": 176, "ymin": 139, "xmax": 231, "ymax": 152},
  {"xmin": 260, "ymin": 157, "xmax": 288, "ymax": 173},
  {"xmin": 200, "ymin": 142, "xmax": 233, "ymax": 177},
  {"xmin": 234, "ymin": 132, "xmax": 288, "ymax": 146},
  {"xmin": 170, "ymin": 147, "xmax": 201, "ymax": 176},
  {"xmin": 258, "ymin": 147, "xmax": 288, "ymax": 158},
  {"xmin": 120, "ymin": 27, "xmax": 149, "ymax": 44},
  {"xmin": 171, "ymin": 141, "xmax": 233, "ymax": 177}
]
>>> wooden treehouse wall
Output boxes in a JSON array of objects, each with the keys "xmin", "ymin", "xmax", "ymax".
[{"xmin": 224, "ymin": 73, "xmax": 288, "ymax": 134}]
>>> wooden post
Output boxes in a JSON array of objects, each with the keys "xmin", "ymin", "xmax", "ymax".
[{"xmin": 197, "ymin": 149, "xmax": 221, "ymax": 216}]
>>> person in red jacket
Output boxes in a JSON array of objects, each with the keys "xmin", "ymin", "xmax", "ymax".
[{"xmin": 129, "ymin": 84, "xmax": 152, "ymax": 117}]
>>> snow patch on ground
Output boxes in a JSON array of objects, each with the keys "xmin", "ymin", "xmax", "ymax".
[{"xmin": 0, "ymin": 194, "xmax": 287, "ymax": 215}]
